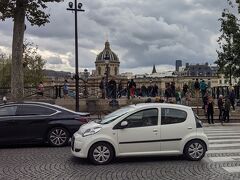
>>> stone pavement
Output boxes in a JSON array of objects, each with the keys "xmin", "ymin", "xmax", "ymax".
[{"xmin": 0, "ymin": 125, "xmax": 240, "ymax": 180}]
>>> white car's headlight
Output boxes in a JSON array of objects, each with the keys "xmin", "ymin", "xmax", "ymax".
[{"xmin": 82, "ymin": 127, "xmax": 102, "ymax": 137}]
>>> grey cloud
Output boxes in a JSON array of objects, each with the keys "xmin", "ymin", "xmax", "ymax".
[{"xmin": 0, "ymin": 0, "xmax": 234, "ymax": 73}]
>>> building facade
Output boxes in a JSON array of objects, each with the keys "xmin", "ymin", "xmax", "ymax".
[{"xmin": 95, "ymin": 41, "xmax": 120, "ymax": 77}]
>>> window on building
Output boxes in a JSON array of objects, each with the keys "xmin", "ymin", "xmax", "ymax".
[{"xmin": 115, "ymin": 67, "xmax": 118, "ymax": 75}]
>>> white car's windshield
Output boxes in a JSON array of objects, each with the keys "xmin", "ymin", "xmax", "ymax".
[{"xmin": 100, "ymin": 106, "xmax": 135, "ymax": 124}]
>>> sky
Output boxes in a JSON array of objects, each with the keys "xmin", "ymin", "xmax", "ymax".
[{"xmin": 0, "ymin": 0, "xmax": 235, "ymax": 74}]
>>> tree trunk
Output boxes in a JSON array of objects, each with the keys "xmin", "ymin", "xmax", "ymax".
[{"xmin": 11, "ymin": 0, "xmax": 25, "ymax": 100}]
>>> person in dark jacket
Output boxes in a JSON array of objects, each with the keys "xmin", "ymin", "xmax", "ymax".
[
  {"xmin": 183, "ymin": 83, "xmax": 189, "ymax": 97},
  {"xmin": 207, "ymin": 96, "xmax": 214, "ymax": 124},
  {"xmin": 217, "ymin": 95, "xmax": 224, "ymax": 121},
  {"xmin": 194, "ymin": 79, "xmax": 200, "ymax": 98},
  {"xmin": 141, "ymin": 85, "xmax": 147, "ymax": 97},
  {"xmin": 229, "ymin": 89, "xmax": 236, "ymax": 111},
  {"xmin": 108, "ymin": 78, "xmax": 117, "ymax": 99},
  {"xmin": 223, "ymin": 97, "xmax": 231, "ymax": 123}
]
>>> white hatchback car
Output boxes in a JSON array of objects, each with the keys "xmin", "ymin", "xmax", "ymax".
[{"xmin": 71, "ymin": 103, "xmax": 208, "ymax": 165}]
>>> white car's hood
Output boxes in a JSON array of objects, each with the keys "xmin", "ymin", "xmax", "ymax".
[{"xmin": 79, "ymin": 121, "xmax": 102, "ymax": 134}]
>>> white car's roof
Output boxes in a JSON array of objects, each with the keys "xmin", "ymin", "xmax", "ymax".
[{"xmin": 129, "ymin": 103, "xmax": 192, "ymax": 110}]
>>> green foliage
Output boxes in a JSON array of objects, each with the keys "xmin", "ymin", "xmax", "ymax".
[
  {"xmin": 216, "ymin": 8, "xmax": 240, "ymax": 79},
  {"xmin": 0, "ymin": 54, "xmax": 11, "ymax": 87},
  {"xmin": 23, "ymin": 41, "xmax": 46, "ymax": 86},
  {"xmin": 0, "ymin": 0, "xmax": 62, "ymax": 26},
  {"xmin": 0, "ymin": 42, "xmax": 46, "ymax": 87}
]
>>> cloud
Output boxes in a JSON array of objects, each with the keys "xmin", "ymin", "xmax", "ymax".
[{"xmin": 0, "ymin": 0, "xmax": 233, "ymax": 74}]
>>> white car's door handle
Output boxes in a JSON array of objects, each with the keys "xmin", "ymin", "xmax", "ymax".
[
  {"xmin": 188, "ymin": 127, "xmax": 193, "ymax": 129},
  {"xmin": 153, "ymin": 129, "xmax": 158, "ymax": 132}
]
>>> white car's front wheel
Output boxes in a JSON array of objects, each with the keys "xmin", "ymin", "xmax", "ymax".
[
  {"xmin": 88, "ymin": 142, "xmax": 114, "ymax": 165},
  {"xmin": 184, "ymin": 140, "xmax": 206, "ymax": 161}
]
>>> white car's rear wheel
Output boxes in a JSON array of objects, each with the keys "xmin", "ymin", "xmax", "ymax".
[
  {"xmin": 184, "ymin": 140, "xmax": 206, "ymax": 161},
  {"xmin": 89, "ymin": 142, "xmax": 114, "ymax": 165}
]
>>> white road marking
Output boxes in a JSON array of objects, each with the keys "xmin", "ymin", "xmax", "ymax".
[
  {"xmin": 222, "ymin": 166, "xmax": 240, "ymax": 173},
  {"xmin": 209, "ymin": 156, "xmax": 240, "ymax": 162},
  {"xmin": 206, "ymin": 133, "xmax": 240, "ymax": 136},
  {"xmin": 209, "ymin": 143, "xmax": 240, "ymax": 148},
  {"xmin": 209, "ymin": 139, "xmax": 240, "ymax": 143},
  {"xmin": 208, "ymin": 136, "xmax": 240, "ymax": 139},
  {"xmin": 207, "ymin": 149, "xmax": 240, "ymax": 154}
]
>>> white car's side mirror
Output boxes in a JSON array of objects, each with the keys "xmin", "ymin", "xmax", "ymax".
[{"xmin": 120, "ymin": 121, "xmax": 128, "ymax": 128}]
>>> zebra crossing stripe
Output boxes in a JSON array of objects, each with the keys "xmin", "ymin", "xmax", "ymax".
[
  {"xmin": 207, "ymin": 149, "xmax": 240, "ymax": 154},
  {"xmin": 209, "ymin": 156, "xmax": 240, "ymax": 162},
  {"xmin": 222, "ymin": 166, "xmax": 240, "ymax": 173},
  {"xmin": 209, "ymin": 139, "xmax": 240, "ymax": 143},
  {"xmin": 208, "ymin": 135, "xmax": 240, "ymax": 139},
  {"xmin": 206, "ymin": 133, "xmax": 240, "ymax": 136},
  {"xmin": 209, "ymin": 143, "xmax": 240, "ymax": 148}
]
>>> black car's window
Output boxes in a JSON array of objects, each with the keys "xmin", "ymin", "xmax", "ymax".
[
  {"xmin": 122, "ymin": 108, "xmax": 158, "ymax": 128},
  {"xmin": 0, "ymin": 106, "xmax": 17, "ymax": 116},
  {"xmin": 16, "ymin": 105, "xmax": 56, "ymax": 116},
  {"xmin": 161, "ymin": 108, "xmax": 187, "ymax": 125}
]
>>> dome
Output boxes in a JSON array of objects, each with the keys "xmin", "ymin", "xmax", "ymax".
[{"xmin": 96, "ymin": 41, "xmax": 119, "ymax": 62}]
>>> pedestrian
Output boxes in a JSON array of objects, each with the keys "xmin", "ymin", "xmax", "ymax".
[
  {"xmin": 185, "ymin": 90, "xmax": 191, "ymax": 106},
  {"xmin": 223, "ymin": 96, "xmax": 231, "ymax": 123},
  {"xmin": 3, "ymin": 96, "xmax": 7, "ymax": 104},
  {"xmin": 170, "ymin": 82, "xmax": 176, "ymax": 97},
  {"xmin": 117, "ymin": 80, "xmax": 123, "ymax": 98},
  {"xmin": 165, "ymin": 83, "xmax": 171, "ymax": 102},
  {"xmin": 203, "ymin": 91, "xmax": 209, "ymax": 116},
  {"xmin": 147, "ymin": 84, "xmax": 153, "ymax": 97},
  {"xmin": 99, "ymin": 77, "xmax": 105, "ymax": 99},
  {"xmin": 207, "ymin": 96, "xmax": 214, "ymax": 124},
  {"xmin": 37, "ymin": 81, "xmax": 44, "ymax": 97},
  {"xmin": 194, "ymin": 79, "xmax": 200, "ymax": 98},
  {"xmin": 141, "ymin": 84, "xmax": 147, "ymax": 97},
  {"xmin": 175, "ymin": 87, "xmax": 182, "ymax": 104},
  {"xmin": 217, "ymin": 95, "xmax": 224, "ymax": 122},
  {"xmin": 153, "ymin": 84, "xmax": 159, "ymax": 97},
  {"xmin": 127, "ymin": 80, "xmax": 131, "ymax": 99},
  {"xmin": 129, "ymin": 79, "xmax": 136, "ymax": 98},
  {"xmin": 108, "ymin": 78, "xmax": 117, "ymax": 99},
  {"xmin": 182, "ymin": 83, "xmax": 189, "ymax": 97},
  {"xmin": 63, "ymin": 80, "xmax": 69, "ymax": 99},
  {"xmin": 200, "ymin": 80, "xmax": 208, "ymax": 100},
  {"xmin": 229, "ymin": 88, "xmax": 235, "ymax": 111}
]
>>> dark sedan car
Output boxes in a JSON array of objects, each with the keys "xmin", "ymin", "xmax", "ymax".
[{"xmin": 0, "ymin": 102, "xmax": 90, "ymax": 147}]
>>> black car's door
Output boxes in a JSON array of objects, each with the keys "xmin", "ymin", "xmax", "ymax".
[
  {"xmin": 0, "ymin": 105, "xmax": 18, "ymax": 143},
  {"xmin": 14, "ymin": 104, "xmax": 58, "ymax": 142}
]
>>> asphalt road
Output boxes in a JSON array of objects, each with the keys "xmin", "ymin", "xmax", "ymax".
[{"xmin": 0, "ymin": 125, "xmax": 240, "ymax": 180}]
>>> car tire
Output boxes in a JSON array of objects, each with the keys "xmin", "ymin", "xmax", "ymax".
[
  {"xmin": 184, "ymin": 140, "xmax": 206, "ymax": 161},
  {"xmin": 47, "ymin": 127, "xmax": 70, "ymax": 147},
  {"xmin": 88, "ymin": 142, "xmax": 114, "ymax": 165}
]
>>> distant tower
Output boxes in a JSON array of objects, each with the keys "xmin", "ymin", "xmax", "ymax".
[
  {"xmin": 176, "ymin": 60, "xmax": 182, "ymax": 72},
  {"xmin": 152, "ymin": 64, "xmax": 157, "ymax": 74}
]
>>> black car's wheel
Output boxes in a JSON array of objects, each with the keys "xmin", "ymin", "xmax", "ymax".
[
  {"xmin": 184, "ymin": 140, "xmax": 206, "ymax": 161},
  {"xmin": 47, "ymin": 127, "xmax": 70, "ymax": 147},
  {"xmin": 88, "ymin": 142, "xmax": 114, "ymax": 165}
]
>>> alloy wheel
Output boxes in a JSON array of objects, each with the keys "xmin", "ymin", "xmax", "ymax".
[
  {"xmin": 48, "ymin": 128, "xmax": 69, "ymax": 146},
  {"xmin": 188, "ymin": 142, "xmax": 204, "ymax": 160}
]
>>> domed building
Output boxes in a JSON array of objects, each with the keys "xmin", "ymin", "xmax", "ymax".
[{"xmin": 95, "ymin": 41, "xmax": 120, "ymax": 76}]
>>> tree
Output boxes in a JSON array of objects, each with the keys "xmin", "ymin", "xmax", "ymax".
[
  {"xmin": 0, "ymin": 54, "xmax": 11, "ymax": 87},
  {"xmin": 0, "ymin": 0, "xmax": 62, "ymax": 100},
  {"xmin": 216, "ymin": 8, "xmax": 240, "ymax": 85},
  {"xmin": 0, "ymin": 42, "xmax": 46, "ymax": 88},
  {"xmin": 23, "ymin": 41, "xmax": 46, "ymax": 86}
]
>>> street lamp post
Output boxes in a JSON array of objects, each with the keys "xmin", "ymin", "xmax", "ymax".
[
  {"xmin": 105, "ymin": 60, "xmax": 110, "ymax": 99},
  {"xmin": 67, "ymin": 1, "xmax": 85, "ymax": 112}
]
